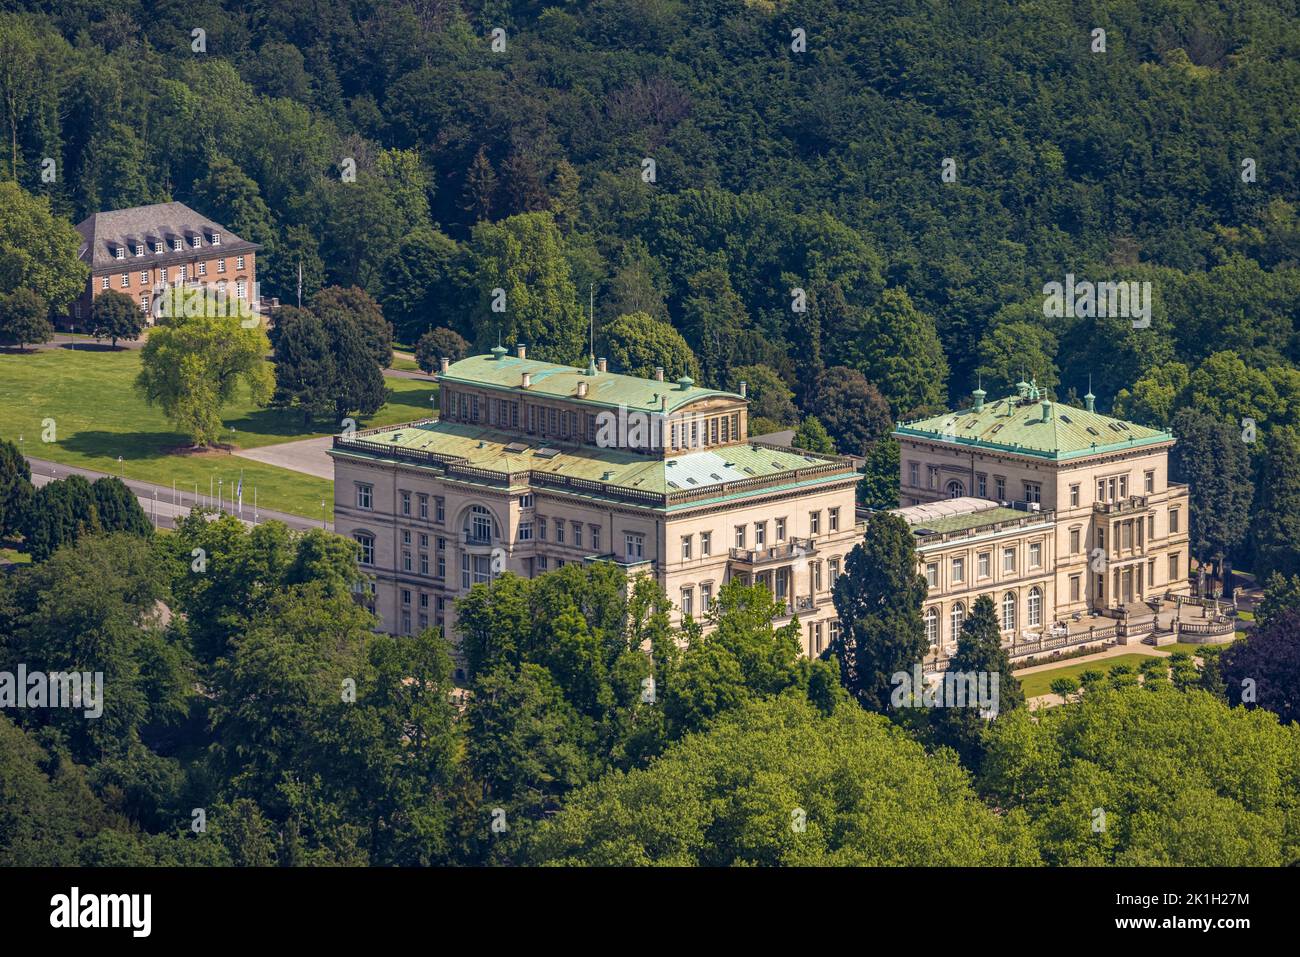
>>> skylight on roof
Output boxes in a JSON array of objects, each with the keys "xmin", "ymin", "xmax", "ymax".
[{"xmin": 536, "ymin": 447, "xmax": 560, "ymax": 459}]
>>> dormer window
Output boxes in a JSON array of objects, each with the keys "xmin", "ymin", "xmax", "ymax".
[
  {"xmin": 211, "ymin": 232, "xmax": 221, "ymax": 246},
  {"xmin": 153, "ymin": 241, "xmax": 163, "ymax": 254},
  {"xmin": 191, "ymin": 235, "xmax": 202, "ymax": 249},
  {"xmin": 114, "ymin": 246, "xmax": 124, "ymax": 259},
  {"xmin": 172, "ymin": 238, "xmax": 183, "ymax": 252},
  {"xmin": 134, "ymin": 244, "xmax": 144, "ymax": 257}
]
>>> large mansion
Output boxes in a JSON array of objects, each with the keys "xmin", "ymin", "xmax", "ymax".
[
  {"xmin": 330, "ymin": 352, "xmax": 1196, "ymax": 672},
  {"xmin": 893, "ymin": 378, "xmax": 1192, "ymax": 660},
  {"xmin": 329, "ymin": 346, "xmax": 864, "ymax": 671},
  {"xmin": 70, "ymin": 202, "xmax": 261, "ymax": 325}
]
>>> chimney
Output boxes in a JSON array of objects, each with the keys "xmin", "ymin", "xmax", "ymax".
[
  {"xmin": 577, "ymin": 381, "xmax": 588, "ymax": 398},
  {"xmin": 654, "ymin": 367, "xmax": 664, "ymax": 381},
  {"xmin": 439, "ymin": 357, "xmax": 450, "ymax": 374},
  {"xmin": 521, "ymin": 372, "xmax": 532, "ymax": 389},
  {"xmin": 1041, "ymin": 399, "xmax": 1052, "ymax": 422},
  {"xmin": 597, "ymin": 357, "xmax": 607, "ymax": 372},
  {"xmin": 661, "ymin": 395, "xmax": 668, "ymax": 411},
  {"xmin": 739, "ymin": 380, "xmax": 747, "ymax": 398},
  {"xmin": 516, "ymin": 343, "xmax": 527, "ymax": 359}
]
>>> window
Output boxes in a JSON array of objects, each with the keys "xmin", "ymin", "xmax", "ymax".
[
  {"xmin": 134, "ymin": 244, "xmax": 144, "ymax": 257},
  {"xmin": 114, "ymin": 246, "xmax": 124, "ymax": 260},
  {"xmin": 461, "ymin": 553, "xmax": 492, "ymax": 587},
  {"xmin": 1024, "ymin": 482, "xmax": 1041, "ymax": 504},
  {"xmin": 735, "ymin": 526, "xmax": 746, "ymax": 549},
  {"xmin": 995, "ymin": 477, "xmax": 1006, "ymax": 500},
  {"xmin": 950, "ymin": 603, "xmax": 965, "ymax": 640},
  {"xmin": 810, "ymin": 511, "xmax": 821, "ymax": 535},
  {"xmin": 928, "ymin": 466, "xmax": 939, "ymax": 490},
  {"xmin": 401, "ymin": 611, "xmax": 411, "ymax": 634},
  {"xmin": 775, "ymin": 517, "xmax": 786, "ymax": 541},
  {"xmin": 198, "ymin": 261, "xmax": 207, "ymax": 276},
  {"xmin": 1070, "ymin": 575, "xmax": 1081, "ymax": 602},
  {"xmin": 153, "ymin": 241, "xmax": 163, "ymax": 254},
  {"xmin": 436, "ymin": 497, "xmax": 445, "ymax": 523},
  {"xmin": 1119, "ymin": 475, "xmax": 1128, "ymax": 498},
  {"xmin": 173, "ymin": 238, "xmax": 183, "ymax": 251},
  {"xmin": 101, "ymin": 276, "xmax": 110, "ymax": 290},
  {"xmin": 572, "ymin": 521, "xmax": 583, "ymax": 549},
  {"xmin": 681, "ymin": 535, "xmax": 692, "ymax": 560},
  {"xmin": 952, "ymin": 557, "xmax": 965, "ymax": 584},
  {"xmin": 402, "ymin": 551, "xmax": 412, "ymax": 572},
  {"xmin": 754, "ymin": 522, "xmax": 766, "ymax": 547},
  {"xmin": 437, "ymin": 553, "xmax": 445, "ymax": 579},
  {"xmin": 356, "ymin": 484, "xmax": 373, "ymax": 510},
  {"xmin": 538, "ymin": 517, "xmax": 547, "ymax": 540},
  {"xmin": 909, "ymin": 462, "xmax": 920, "ymax": 486},
  {"xmin": 830, "ymin": 620, "xmax": 842, "ymax": 644},
  {"xmin": 828, "ymin": 558, "xmax": 840, "ymax": 579},
  {"xmin": 140, "ymin": 293, "xmax": 150, "ymax": 313},
  {"xmin": 977, "ymin": 473, "xmax": 987, "ymax": 497},
  {"xmin": 467, "ymin": 505, "xmax": 494, "ymax": 543},
  {"xmin": 1029, "ymin": 542, "xmax": 1042, "ymax": 567},
  {"xmin": 212, "ymin": 233, "xmax": 221, "ymax": 246},
  {"xmin": 1028, "ymin": 587, "xmax": 1042, "ymax": 627},
  {"xmin": 701, "ymin": 582, "xmax": 713, "ymax": 612},
  {"xmin": 556, "ymin": 521, "xmax": 565, "ymax": 544},
  {"xmin": 419, "ymin": 553, "xmax": 429, "ymax": 575},
  {"xmin": 1001, "ymin": 592, "xmax": 1016, "ymax": 631},
  {"xmin": 978, "ymin": 552, "xmax": 990, "ymax": 578},
  {"xmin": 518, "ymin": 522, "xmax": 533, "ymax": 542},
  {"xmin": 625, "ymin": 533, "xmax": 644, "ymax": 560},
  {"xmin": 140, "ymin": 270, "xmax": 149, "ymax": 283},
  {"xmin": 1070, "ymin": 527, "xmax": 1081, "ymax": 553},
  {"xmin": 402, "ymin": 529, "xmax": 412, "ymax": 546},
  {"xmin": 1169, "ymin": 509, "xmax": 1180, "ymax": 534},
  {"xmin": 217, "ymin": 259, "xmax": 226, "ymax": 273},
  {"xmin": 813, "ymin": 561, "xmax": 823, "ymax": 592},
  {"xmin": 1169, "ymin": 553, "xmax": 1180, "ymax": 581},
  {"xmin": 418, "ymin": 494, "xmax": 428, "ymax": 519},
  {"xmin": 1145, "ymin": 471, "xmax": 1154, "ymax": 493},
  {"xmin": 946, "ymin": 479, "xmax": 965, "ymax": 498},
  {"xmin": 681, "ymin": 587, "xmax": 694, "ymax": 618},
  {"xmin": 926, "ymin": 563, "xmax": 938, "ymax": 588},
  {"xmin": 700, "ymin": 531, "xmax": 711, "ymax": 556},
  {"xmin": 520, "ymin": 493, "xmax": 534, "ymax": 509},
  {"xmin": 829, "ymin": 508, "xmax": 840, "ymax": 532},
  {"xmin": 924, "ymin": 608, "xmax": 939, "ymax": 647},
  {"xmin": 236, "ymin": 279, "xmax": 247, "ymax": 300},
  {"xmin": 400, "ymin": 491, "xmax": 411, "ymax": 516},
  {"xmin": 1070, "ymin": 484, "xmax": 1080, "ymax": 507},
  {"xmin": 419, "ymin": 533, "xmax": 428, "ymax": 548},
  {"xmin": 191, "ymin": 235, "xmax": 201, "ymax": 249},
  {"xmin": 590, "ymin": 525, "xmax": 600, "ymax": 550},
  {"xmin": 159, "ymin": 267, "xmax": 169, "ymax": 284},
  {"xmin": 354, "ymin": 533, "xmax": 374, "ymax": 566},
  {"xmin": 236, "ymin": 256, "xmax": 245, "ymax": 269},
  {"xmin": 120, "ymin": 273, "xmax": 129, "ymax": 288},
  {"xmin": 538, "ymin": 556, "xmax": 548, "ymax": 571}
]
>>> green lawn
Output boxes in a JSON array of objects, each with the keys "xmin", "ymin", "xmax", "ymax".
[
  {"xmin": 1018, "ymin": 654, "xmax": 1157, "ymax": 698},
  {"xmin": 390, "ymin": 355, "xmax": 423, "ymax": 372},
  {"xmin": 0, "ymin": 547, "xmax": 32, "ymax": 565},
  {"xmin": 0, "ymin": 347, "xmax": 437, "ymax": 520}
]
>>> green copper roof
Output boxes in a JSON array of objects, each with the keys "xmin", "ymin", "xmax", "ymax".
[
  {"xmin": 895, "ymin": 395, "xmax": 1172, "ymax": 460},
  {"xmin": 330, "ymin": 420, "xmax": 856, "ymax": 507},
  {"xmin": 439, "ymin": 354, "xmax": 738, "ymax": 414}
]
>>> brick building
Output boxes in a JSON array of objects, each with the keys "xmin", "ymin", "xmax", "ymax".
[{"xmin": 69, "ymin": 202, "xmax": 260, "ymax": 327}]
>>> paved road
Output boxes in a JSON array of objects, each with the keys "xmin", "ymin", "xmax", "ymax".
[
  {"xmin": 233, "ymin": 436, "xmax": 335, "ymax": 479},
  {"xmin": 24, "ymin": 456, "xmax": 332, "ymax": 532}
]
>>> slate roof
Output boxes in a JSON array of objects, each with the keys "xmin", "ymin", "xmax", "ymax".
[
  {"xmin": 895, "ymin": 395, "xmax": 1172, "ymax": 461},
  {"xmin": 75, "ymin": 202, "xmax": 259, "ymax": 271}
]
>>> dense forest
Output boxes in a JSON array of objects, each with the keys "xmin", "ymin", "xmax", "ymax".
[{"xmin": 2, "ymin": 0, "xmax": 1300, "ymax": 866}]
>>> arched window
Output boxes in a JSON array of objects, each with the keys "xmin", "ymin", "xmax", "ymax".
[
  {"xmin": 1028, "ymin": 586, "xmax": 1042, "ymax": 627},
  {"xmin": 1001, "ymin": 592, "xmax": 1016, "ymax": 632},
  {"xmin": 950, "ymin": 602, "xmax": 965, "ymax": 642},
  {"xmin": 946, "ymin": 479, "xmax": 965, "ymax": 499},
  {"xmin": 464, "ymin": 504, "xmax": 495, "ymax": 544},
  {"xmin": 924, "ymin": 607, "xmax": 939, "ymax": 647}
]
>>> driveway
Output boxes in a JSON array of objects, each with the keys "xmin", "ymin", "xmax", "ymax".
[{"xmin": 232, "ymin": 435, "xmax": 334, "ymax": 479}]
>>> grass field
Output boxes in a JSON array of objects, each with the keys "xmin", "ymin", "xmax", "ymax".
[
  {"xmin": 1017, "ymin": 653, "xmax": 1157, "ymax": 698},
  {"xmin": 0, "ymin": 346, "xmax": 438, "ymax": 520}
]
